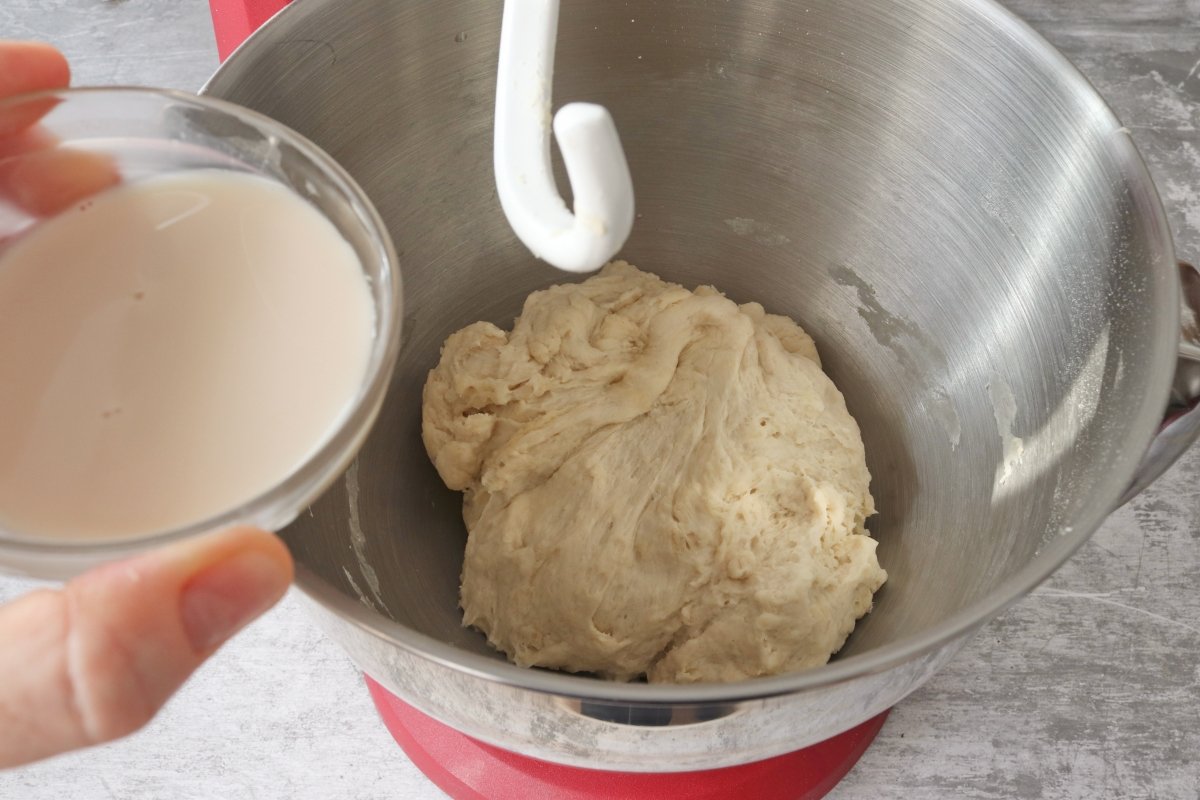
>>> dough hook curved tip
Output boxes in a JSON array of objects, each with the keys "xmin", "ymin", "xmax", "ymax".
[{"xmin": 493, "ymin": 0, "xmax": 635, "ymax": 274}]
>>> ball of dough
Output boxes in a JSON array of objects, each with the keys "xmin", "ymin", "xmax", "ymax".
[{"xmin": 422, "ymin": 261, "xmax": 886, "ymax": 683}]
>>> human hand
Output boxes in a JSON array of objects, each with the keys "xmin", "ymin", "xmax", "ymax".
[{"xmin": 0, "ymin": 42, "xmax": 295, "ymax": 769}]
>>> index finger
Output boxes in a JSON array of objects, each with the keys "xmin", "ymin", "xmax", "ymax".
[
  {"xmin": 0, "ymin": 41, "xmax": 69, "ymax": 98},
  {"xmin": 0, "ymin": 42, "xmax": 70, "ymax": 138},
  {"xmin": 0, "ymin": 41, "xmax": 119, "ymax": 219}
]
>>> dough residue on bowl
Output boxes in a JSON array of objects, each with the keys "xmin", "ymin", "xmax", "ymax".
[{"xmin": 422, "ymin": 261, "xmax": 886, "ymax": 683}]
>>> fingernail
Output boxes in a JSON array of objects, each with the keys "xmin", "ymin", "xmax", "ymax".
[{"xmin": 180, "ymin": 550, "xmax": 289, "ymax": 653}]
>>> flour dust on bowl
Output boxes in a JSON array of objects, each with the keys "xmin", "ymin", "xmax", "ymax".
[{"xmin": 205, "ymin": 0, "xmax": 1198, "ymax": 772}]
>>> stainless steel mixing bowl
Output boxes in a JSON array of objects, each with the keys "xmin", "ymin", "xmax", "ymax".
[{"xmin": 204, "ymin": 0, "xmax": 1200, "ymax": 771}]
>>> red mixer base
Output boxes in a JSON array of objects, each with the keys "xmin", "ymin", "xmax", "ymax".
[{"xmin": 365, "ymin": 676, "xmax": 887, "ymax": 800}]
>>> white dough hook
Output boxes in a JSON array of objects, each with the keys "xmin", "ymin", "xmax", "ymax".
[{"xmin": 494, "ymin": 0, "xmax": 635, "ymax": 273}]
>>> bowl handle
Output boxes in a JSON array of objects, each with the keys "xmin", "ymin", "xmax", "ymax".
[
  {"xmin": 1119, "ymin": 261, "xmax": 1200, "ymax": 505},
  {"xmin": 208, "ymin": 0, "xmax": 292, "ymax": 61}
]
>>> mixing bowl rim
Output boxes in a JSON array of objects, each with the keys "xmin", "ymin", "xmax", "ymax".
[{"xmin": 209, "ymin": 0, "xmax": 1180, "ymax": 704}]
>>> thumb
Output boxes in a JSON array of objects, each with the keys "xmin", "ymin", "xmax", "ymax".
[{"xmin": 0, "ymin": 527, "xmax": 293, "ymax": 769}]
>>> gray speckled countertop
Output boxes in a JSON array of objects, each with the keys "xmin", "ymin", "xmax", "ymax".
[{"xmin": 1, "ymin": 1, "xmax": 1198, "ymax": 798}]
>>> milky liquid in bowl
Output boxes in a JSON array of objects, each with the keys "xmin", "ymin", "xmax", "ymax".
[{"xmin": 0, "ymin": 170, "xmax": 375, "ymax": 541}]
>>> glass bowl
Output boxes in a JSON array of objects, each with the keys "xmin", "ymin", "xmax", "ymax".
[{"xmin": 0, "ymin": 87, "xmax": 402, "ymax": 579}]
